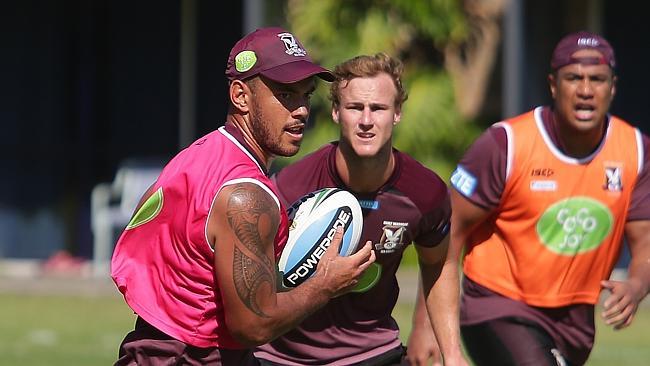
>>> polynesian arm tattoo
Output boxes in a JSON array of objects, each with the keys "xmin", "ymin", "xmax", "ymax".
[{"xmin": 226, "ymin": 183, "xmax": 278, "ymax": 318}]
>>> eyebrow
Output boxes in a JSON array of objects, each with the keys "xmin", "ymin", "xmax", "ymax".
[
  {"xmin": 562, "ymin": 70, "xmax": 610, "ymax": 78},
  {"xmin": 344, "ymin": 101, "xmax": 390, "ymax": 107}
]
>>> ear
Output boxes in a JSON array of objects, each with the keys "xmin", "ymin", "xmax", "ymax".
[
  {"xmin": 547, "ymin": 73, "xmax": 557, "ymax": 100},
  {"xmin": 332, "ymin": 106, "xmax": 340, "ymax": 124},
  {"xmin": 610, "ymin": 75, "xmax": 618, "ymax": 99},
  {"xmin": 229, "ymin": 80, "xmax": 250, "ymax": 113},
  {"xmin": 393, "ymin": 107, "xmax": 402, "ymax": 125}
]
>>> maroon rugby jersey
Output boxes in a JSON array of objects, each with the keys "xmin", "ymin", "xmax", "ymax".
[{"xmin": 255, "ymin": 142, "xmax": 450, "ymax": 365}]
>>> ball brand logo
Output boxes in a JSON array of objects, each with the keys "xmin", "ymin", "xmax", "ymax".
[
  {"xmin": 536, "ymin": 197, "xmax": 613, "ymax": 255},
  {"xmin": 287, "ymin": 190, "xmax": 320, "ymax": 231},
  {"xmin": 284, "ymin": 207, "xmax": 352, "ymax": 286},
  {"xmin": 577, "ymin": 37, "xmax": 599, "ymax": 47}
]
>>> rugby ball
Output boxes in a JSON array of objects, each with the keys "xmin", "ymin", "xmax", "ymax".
[{"xmin": 278, "ymin": 188, "xmax": 363, "ymax": 288}]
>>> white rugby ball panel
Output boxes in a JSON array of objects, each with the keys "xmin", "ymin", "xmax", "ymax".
[
  {"xmin": 279, "ymin": 188, "xmax": 363, "ymax": 288},
  {"xmin": 281, "ymin": 205, "xmax": 354, "ymax": 287}
]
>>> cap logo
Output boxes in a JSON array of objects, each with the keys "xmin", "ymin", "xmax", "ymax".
[
  {"xmin": 278, "ymin": 32, "xmax": 306, "ymax": 57},
  {"xmin": 577, "ymin": 37, "xmax": 599, "ymax": 47},
  {"xmin": 235, "ymin": 50, "xmax": 257, "ymax": 72}
]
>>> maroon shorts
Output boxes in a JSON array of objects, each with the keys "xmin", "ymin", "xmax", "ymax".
[
  {"xmin": 115, "ymin": 317, "xmax": 255, "ymax": 366},
  {"xmin": 255, "ymin": 345, "xmax": 407, "ymax": 366},
  {"xmin": 460, "ymin": 277, "xmax": 595, "ymax": 365}
]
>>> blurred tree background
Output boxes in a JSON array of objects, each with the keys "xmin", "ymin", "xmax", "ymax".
[
  {"xmin": 5, "ymin": 0, "xmax": 649, "ymax": 263},
  {"xmin": 271, "ymin": 0, "xmax": 511, "ymax": 179}
]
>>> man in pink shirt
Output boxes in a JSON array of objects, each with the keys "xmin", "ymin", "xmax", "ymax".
[{"xmin": 111, "ymin": 27, "xmax": 375, "ymax": 365}]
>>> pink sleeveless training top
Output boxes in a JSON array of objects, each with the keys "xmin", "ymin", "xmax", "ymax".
[{"xmin": 111, "ymin": 126, "xmax": 289, "ymax": 348}]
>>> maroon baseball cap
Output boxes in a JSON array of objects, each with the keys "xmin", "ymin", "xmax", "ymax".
[
  {"xmin": 550, "ymin": 31, "xmax": 616, "ymax": 70},
  {"xmin": 225, "ymin": 27, "xmax": 334, "ymax": 83}
]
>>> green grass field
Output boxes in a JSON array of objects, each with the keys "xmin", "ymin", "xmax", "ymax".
[
  {"xmin": 0, "ymin": 293, "xmax": 135, "ymax": 365},
  {"xmin": 393, "ymin": 301, "xmax": 650, "ymax": 366},
  {"xmin": 1, "ymin": 290, "xmax": 648, "ymax": 365}
]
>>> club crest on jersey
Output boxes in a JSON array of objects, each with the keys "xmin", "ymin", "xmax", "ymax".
[
  {"xmin": 375, "ymin": 221, "xmax": 408, "ymax": 254},
  {"xmin": 278, "ymin": 32, "xmax": 306, "ymax": 56},
  {"xmin": 603, "ymin": 166, "xmax": 622, "ymax": 192}
]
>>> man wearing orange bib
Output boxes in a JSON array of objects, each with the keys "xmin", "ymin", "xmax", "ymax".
[{"xmin": 448, "ymin": 31, "xmax": 650, "ymax": 365}]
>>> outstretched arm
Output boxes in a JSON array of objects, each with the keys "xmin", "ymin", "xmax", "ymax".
[
  {"xmin": 407, "ymin": 186, "xmax": 495, "ymax": 366},
  {"xmin": 414, "ymin": 236, "xmax": 468, "ymax": 366},
  {"xmin": 601, "ymin": 220, "xmax": 650, "ymax": 330},
  {"xmin": 406, "ymin": 277, "xmax": 442, "ymax": 366},
  {"xmin": 209, "ymin": 182, "xmax": 375, "ymax": 346}
]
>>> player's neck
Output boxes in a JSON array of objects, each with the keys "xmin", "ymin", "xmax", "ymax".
[
  {"xmin": 225, "ymin": 116, "xmax": 274, "ymax": 170},
  {"xmin": 334, "ymin": 145, "xmax": 395, "ymax": 193},
  {"xmin": 551, "ymin": 113, "xmax": 606, "ymax": 159}
]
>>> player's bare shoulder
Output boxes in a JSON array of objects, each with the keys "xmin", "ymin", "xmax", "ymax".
[
  {"xmin": 209, "ymin": 181, "xmax": 281, "ymax": 254},
  {"xmin": 208, "ymin": 181, "xmax": 281, "ymax": 318}
]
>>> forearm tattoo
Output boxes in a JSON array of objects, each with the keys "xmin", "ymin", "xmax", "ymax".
[{"xmin": 226, "ymin": 184, "xmax": 278, "ymax": 317}]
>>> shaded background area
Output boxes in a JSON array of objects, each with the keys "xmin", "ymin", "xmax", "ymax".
[{"xmin": 1, "ymin": 0, "xmax": 242, "ymax": 259}]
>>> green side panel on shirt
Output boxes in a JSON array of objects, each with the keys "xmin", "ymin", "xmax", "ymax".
[
  {"xmin": 126, "ymin": 187, "xmax": 164, "ymax": 229},
  {"xmin": 351, "ymin": 262, "xmax": 382, "ymax": 293}
]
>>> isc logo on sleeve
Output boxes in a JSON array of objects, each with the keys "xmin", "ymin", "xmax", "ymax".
[{"xmin": 451, "ymin": 166, "xmax": 477, "ymax": 197}]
